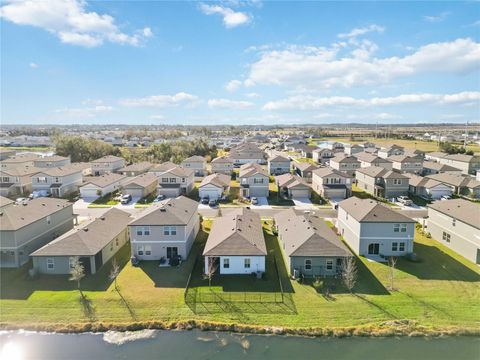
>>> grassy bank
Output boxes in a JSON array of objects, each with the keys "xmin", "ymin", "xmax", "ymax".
[{"xmin": 1, "ymin": 225, "xmax": 479, "ymax": 333}]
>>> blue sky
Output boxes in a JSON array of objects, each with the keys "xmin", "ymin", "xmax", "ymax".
[{"xmin": 1, "ymin": 0, "xmax": 479, "ymax": 125}]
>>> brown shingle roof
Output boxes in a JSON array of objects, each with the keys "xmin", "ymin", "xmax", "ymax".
[
  {"xmin": 81, "ymin": 173, "xmax": 126, "ymax": 187},
  {"xmin": 339, "ymin": 197, "xmax": 414, "ymax": 223},
  {"xmin": 211, "ymin": 156, "xmax": 233, "ymax": 164},
  {"xmin": 239, "ymin": 163, "xmax": 268, "ymax": 178},
  {"xmin": 428, "ymin": 199, "xmax": 479, "ymax": 229},
  {"xmin": 119, "ymin": 162, "xmax": 153, "ymax": 173},
  {"xmin": 124, "ymin": 173, "xmax": 158, "ymax": 188},
  {"xmin": 199, "ymin": 173, "xmax": 230, "ymax": 188},
  {"xmin": 129, "ymin": 196, "xmax": 198, "ymax": 226},
  {"xmin": 203, "ymin": 208, "xmax": 267, "ymax": 256},
  {"xmin": 91, "ymin": 155, "xmax": 124, "ymax": 163},
  {"xmin": 312, "ymin": 167, "xmax": 352, "ymax": 178}
]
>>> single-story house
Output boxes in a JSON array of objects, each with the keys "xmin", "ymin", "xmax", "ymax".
[
  {"xmin": 275, "ymin": 173, "xmax": 311, "ymax": 199},
  {"xmin": 123, "ymin": 173, "xmax": 158, "ymax": 198},
  {"xmin": 79, "ymin": 173, "xmax": 126, "ymax": 199},
  {"xmin": 198, "ymin": 173, "xmax": 230, "ymax": 201}
]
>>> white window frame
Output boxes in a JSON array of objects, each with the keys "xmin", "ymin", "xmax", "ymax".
[
  {"xmin": 399, "ymin": 242, "xmax": 405, "ymax": 252},
  {"xmin": 393, "ymin": 224, "xmax": 400, "ymax": 232},
  {"xmin": 223, "ymin": 258, "xmax": 230, "ymax": 269},
  {"xmin": 244, "ymin": 258, "xmax": 251, "ymax": 269},
  {"xmin": 392, "ymin": 242, "xmax": 398, "ymax": 251},
  {"xmin": 400, "ymin": 224, "xmax": 407, "ymax": 233},
  {"xmin": 145, "ymin": 245, "xmax": 152, "ymax": 256},
  {"xmin": 47, "ymin": 258, "xmax": 55, "ymax": 270},
  {"xmin": 326, "ymin": 259, "xmax": 333, "ymax": 270},
  {"xmin": 304, "ymin": 259, "xmax": 312, "ymax": 270},
  {"xmin": 137, "ymin": 245, "xmax": 144, "ymax": 256},
  {"xmin": 164, "ymin": 226, "xmax": 177, "ymax": 236}
]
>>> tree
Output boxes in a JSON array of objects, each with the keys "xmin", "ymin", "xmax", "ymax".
[
  {"xmin": 341, "ymin": 256, "xmax": 357, "ymax": 293},
  {"xmin": 69, "ymin": 260, "xmax": 86, "ymax": 297},
  {"xmin": 388, "ymin": 256, "xmax": 397, "ymax": 291},
  {"xmin": 109, "ymin": 258, "xmax": 120, "ymax": 291},
  {"xmin": 203, "ymin": 258, "xmax": 218, "ymax": 287}
]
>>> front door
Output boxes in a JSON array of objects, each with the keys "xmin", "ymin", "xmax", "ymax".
[
  {"xmin": 167, "ymin": 247, "xmax": 178, "ymax": 259},
  {"xmin": 368, "ymin": 243, "xmax": 380, "ymax": 255}
]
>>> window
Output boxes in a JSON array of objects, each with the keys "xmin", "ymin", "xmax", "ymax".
[
  {"xmin": 304, "ymin": 259, "xmax": 312, "ymax": 270},
  {"xmin": 392, "ymin": 242, "xmax": 398, "ymax": 251},
  {"xmin": 400, "ymin": 224, "xmax": 407, "ymax": 233},
  {"xmin": 1, "ymin": 176, "xmax": 9, "ymax": 182},
  {"xmin": 182, "ymin": 177, "xmax": 186, "ymax": 183},
  {"xmin": 46, "ymin": 216, "xmax": 51, "ymax": 225},
  {"xmin": 136, "ymin": 227, "xmax": 150, "ymax": 236},
  {"xmin": 326, "ymin": 259, "xmax": 333, "ymax": 270},
  {"xmin": 161, "ymin": 177, "xmax": 168, "ymax": 183},
  {"xmin": 223, "ymin": 258, "xmax": 230, "ymax": 269},
  {"xmin": 137, "ymin": 245, "xmax": 144, "ymax": 256},
  {"xmin": 110, "ymin": 242, "xmax": 113, "ymax": 251},
  {"xmin": 254, "ymin": 178, "xmax": 264, "ymax": 184},
  {"xmin": 399, "ymin": 242, "xmax": 405, "ymax": 251},
  {"xmin": 346, "ymin": 213, "xmax": 349, "ymax": 220},
  {"xmin": 47, "ymin": 258, "xmax": 55, "ymax": 270},
  {"xmin": 145, "ymin": 246, "xmax": 152, "ymax": 256},
  {"xmin": 55, "ymin": 177, "xmax": 59, "ymax": 183},
  {"xmin": 393, "ymin": 224, "xmax": 400, "ymax": 232},
  {"xmin": 115, "ymin": 238, "xmax": 119, "ymax": 246},
  {"xmin": 164, "ymin": 226, "xmax": 177, "ymax": 236},
  {"xmin": 452, "ymin": 219, "xmax": 456, "ymax": 227},
  {"xmin": 69, "ymin": 257, "xmax": 77, "ymax": 269},
  {"xmin": 393, "ymin": 179, "xmax": 402, "ymax": 185},
  {"xmin": 37, "ymin": 176, "xmax": 47, "ymax": 183},
  {"xmin": 169, "ymin": 178, "xmax": 176, "ymax": 183},
  {"xmin": 442, "ymin": 232, "xmax": 451, "ymax": 243},
  {"xmin": 244, "ymin": 258, "xmax": 251, "ymax": 269}
]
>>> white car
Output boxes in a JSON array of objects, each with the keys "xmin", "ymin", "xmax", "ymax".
[
  {"xmin": 440, "ymin": 195, "xmax": 452, "ymax": 201},
  {"xmin": 397, "ymin": 196, "xmax": 413, "ymax": 206},
  {"xmin": 15, "ymin": 197, "xmax": 29, "ymax": 204}
]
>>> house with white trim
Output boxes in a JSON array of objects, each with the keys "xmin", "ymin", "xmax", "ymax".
[{"xmin": 198, "ymin": 173, "xmax": 230, "ymax": 201}]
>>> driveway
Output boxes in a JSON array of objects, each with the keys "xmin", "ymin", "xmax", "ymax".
[
  {"xmin": 250, "ymin": 196, "xmax": 270, "ymax": 209},
  {"xmin": 292, "ymin": 197, "xmax": 315, "ymax": 209},
  {"xmin": 113, "ymin": 196, "xmax": 141, "ymax": 209}
]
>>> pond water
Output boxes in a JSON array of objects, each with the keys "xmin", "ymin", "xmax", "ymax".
[{"xmin": 0, "ymin": 329, "xmax": 478, "ymax": 360}]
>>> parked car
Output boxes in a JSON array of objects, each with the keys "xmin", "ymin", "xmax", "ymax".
[
  {"xmin": 15, "ymin": 197, "xmax": 29, "ymax": 204},
  {"xmin": 29, "ymin": 190, "xmax": 51, "ymax": 199},
  {"xmin": 201, "ymin": 197, "xmax": 209, "ymax": 205},
  {"xmin": 440, "ymin": 195, "xmax": 452, "ymax": 201},
  {"xmin": 251, "ymin": 197, "xmax": 258, "ymax": 205},
  {"xmin": 121, "ymin": 194, "xmax": 132, "ymax": 204},
  {"xmin": 208, "ymin": 199, "xmax": 217, "ymax": 207},
  {"xmin": 153, "ymin": 194, "xmax": 166, "ymax": 202},
  {"xmin": 397, "ymin": 196, "xmax": 413, "ymax": 206}
]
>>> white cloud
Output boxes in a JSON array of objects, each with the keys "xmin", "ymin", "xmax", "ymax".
[
  {"xmin": 119, "ymin": 92, "xmax": 200, "ymax": 107},
  {"xmin": 208, "ymin": 98, "xmax": 255, "ymax": 109},
  {"xmin": 338, "ymin": 24, "xmax": 384, "ymax": 39},
  {"xmin": 245, "ymin": 38, "xmax": 480, "ymax": 90},
  {"xmin": 263, "ymin": 91, "xmax": 480, "ymax": 111},
  {"xmin": 200, "ymin": 3, "xmax": 251, "ymax": 28},
  {"xmin": 375, "ymin": 112, "xmax": 402, "ymax": 120},
  {"xmin": 245, "ymin": 92, "xmax": 260, "ymax": 98},
  {"xmin": 29, "ymin": 62, "xmax": 38, "ymax": 68},
  {"xmin": 225, "ymin": 79, "xmax": 242, "ymax": 92},
  {"xmin": 53, "ymin": 105, "xmax": 113, "ymax": 117},
  {"xmin": 0, "ymin": 0, "xmax": 152, "ymax": 47},
  {"xmin": 423, "ymin": 12, "xmax": 450, "ymax": 23}
]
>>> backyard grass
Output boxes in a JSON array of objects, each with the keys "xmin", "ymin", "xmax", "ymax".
[{"xmin": 1, "ymin": 223, "xmax": 479, "ymax": 330}]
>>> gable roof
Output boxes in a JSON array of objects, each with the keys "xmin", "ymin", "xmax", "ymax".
[
  {"xmin": 91, "ymin": 155, "xmax": 124, "ymax": 163},
  {"xmin": 422, "ymin": 161, "xmax": 460, "ymax": 172},
  {"xmin": 31, "ymin": 208, "xmax": 132, "ymax": 257},
  {"xmin": 0, "ymin": 153, "xmax": 41, "ymax": 164},
  {"xmin": 426, "ymin": 173, "xmax": 480, "ymax": 188},
  {"xmin": 268, "ymin": 154, "xmax": 290, "ymax": 162},
  {"xmin": 0, "ymin": 198, "xmax": 72, "ymax": 231},
  {"xmin": 211, "ymin": 156, "xmax": 233, "ymax": 164},
  {"xmin": 182, "ymin": 155, "xmax": 206, "ymax": 163},
  {"xmin": 129, "ymin": 196, "xmax": 198, "ymax": 226},
  {"xmin": 405, "ymin": 173, "xmax": 444, "ymax": 189},
  {"xmin": 119, "ymin": 162, "xmax": 153, "ymax": 173},
  {"xmin": 81, "ymin": 173, "xmax": 126, "ymax": 188},
  {"xmin": 149, "ymin": 162, "xmax": 193, "ymax": 177},
  {"xmin": 199, "ymin": 173, "xmax": 231, "ymax": 189},
  {"xmin": 0, "ymin": 165, "xmax": 41, "ymax": 177},
  {"xmin": 33, "ymin": 155, "xmax": 69, "ymax": 163},
  {"xmin": 124, "ymin": 173, "xmax": 158, "ymax": 188},
  {"xmin": 330, "ymin": 154, "xmax": 360, "ymax": 164},
  {"xmin": 34, "ymin": 164, "xmax": 83, "ymax": 177},
  {"xmin": 239, "ymin": 163, "xmax": 268, "ymax": 178},
  {"xmin": 293, "ymin": 162, "xmax": 319, "ymax": 172},
  {"xmin": 203, "ymin": 208, "xmax": 267, "ymax": 256},
  {"xmin": 428, "ymin": 199, "xmax": 480, "ymax": 229},
  {"xmin": 426, "ymin": 152, "xmax": 448, "ymax": 159},
  {"xmin": 355, "ymin": 152, "xmax": 391, "ymax": 164},
  {"xmin": 0, "ymin": 196, "xmax": 14, "ymax": 208},
  {"xmin": 356, "ymin": 166, "xmax": 408, "ymax": 179},
  {"xmin": 275, "ymin": 173, "xmax": 310, "ymax": 189},
  {"xmin": 388, "ymin": 155, "xmax": 421, "ymax": 163},
  {"xmin": 339, "ymin": 197, "xmax": 414, "ymax": 223},
  {"xmin": 312, "ymin": 167, "xmax": 352, "ymax": 178},
  {"xmin": 275, "ymin": 209, "xmax": 351, "ymax": 257}
]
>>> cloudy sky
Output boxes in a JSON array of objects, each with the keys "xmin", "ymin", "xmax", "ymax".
[{"xmin": 1, "ymin": 0, "xmax": 479, "ymax": 125}]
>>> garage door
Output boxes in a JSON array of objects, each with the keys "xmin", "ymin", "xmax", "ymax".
[
  {"xmin": 80, "ymin": 187, "xmax": 100, "ymax": 199},
  {"xmin": 199, "ymin": 189, "xmax": 221, "ymax": 200},
  {"xmin": 125, "ymin": 187, "xmax": 144, "ymax": 198},
  {"xmin": 428, "ymin": 188, "xmax": 451, "ymax": 200},
  {"xmin": 290, "ymin": 189, "xmax": 311, "ymax": 199},
  {"xmin": 159, "ymin": 187, "xmax": 181, "ymax": 198}
]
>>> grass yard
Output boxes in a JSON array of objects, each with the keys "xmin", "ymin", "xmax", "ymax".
[
  {"xmin": 90, "ymin": 192, "xmax": 120, "ymax": 206},
  {"xmin": 1, "ymin": 222, "xmax": 479, "ymax": 330}
]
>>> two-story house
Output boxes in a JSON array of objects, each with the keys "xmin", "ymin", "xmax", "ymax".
[
  {"xmin": 355, "ymin": 152, "xmax": 393, "ymax": 170},
  {"xmin": 329, "ymin": 154, "xmax": 361, "ymax": 176},
  {"xmin": 275, "ymin": 173, "xmax": 311, "ymax": 199},
  {"xmin": 79, "ymin": 173, "xmax": 126, "ymax": 199},
  {"xmin": 0, "ymin": 198, "xmax": 74, "ymax": 267},
  {"xmin": 312, "ymin": 148, "xmax": 335, "ymax": 164},
  {"xmin": 378, "ymin": 145, "xmax": 405, "ymax": 159},
  {"xmin": 211, "ymin": 156, "xmax": 234, "ymax": 175},
  {"xmin": 337, "ymin": 197, "xmax": 415, "ymax": 258},
  {"xmin": 90, "ymin": 155, "xmax": 125, "ymax": 176},
  {"xmin": 149, "ymin": 162, "xmax": 194, "ymax": 198},
  {"xmin": 0, "ymin": 166, "xmax": 40, "ymax": 197},
  {"xmin": 427, "ymin": 199, "xmax": 480, "ymax": 264},
  {"xmin": 293, "ymin": 162, "xmax": 319, "ymax": 183},
  {"xmin": 311, "ymin": 167, "xmax": 352, "ymax": 200},
  {"xmin": 238, "ymin": 163, "xmax": 269, "ymax": 198},
  {"xmin": 119, "ymin": 162, "xmax": 153, "ymax": 176},
  {"xmin": 389, "ymin": 155, "xmax": 423, "ymax": 174},
  {"xmin": 129, "ymin": 196, "xmax": 200, "ymax": 263},
  {"xmin": 0, "ymin": 153, "xmax": 41, "ymax": 170},
  {"xmin": 33, "ymin": 155, "xmax": 71, "ymax": 168},
  {"xmin": 229, "ymin": 142, "xmax": 266, "ymax": 166},
  {"xmin": 267, "ymin": 154, "xmax": 291, "ymax": 175},
  {"xmin": 181, "ymin": 155, "xmax": 207, "ymax": 177},
  {"xmin": 344, "ymin": 144, "xmax": 363, "ymax": 156},
  {"xmin": 437, "ymin": 154, "xmax": 480, "ymax": 175},
  {"xmin": 32, "ymin": 165, "xmax": 83, "ymax": 197},
  {"xmin": 0, "ymin": 149, "xmax": 16, "ymax": 161},
  {"xmin": 422, "ymin": 161, "xmax": 462, "ymax": 176},
  {"xmin": 356, "ymin": 167, "xmax": 409, "ymax": 199}
]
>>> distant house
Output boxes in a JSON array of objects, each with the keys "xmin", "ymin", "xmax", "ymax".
[
  {"xmin": 31, "ymin": 208, "xmax": 131, "ymax": 274},
  {"xmin": 437, "ymin": 154, "xmax": 480, "ymax": 175},
  {"xmin": 123, "ymin": 173, "xmax": 158, "ymax": 198},
  {"xmin": 337, "ymin": 197, "xmax": 415, "ymax": 257},
  {"xmin": 427, "ymin": 199, "xmax": 480, "ymax": 264},
  {"xmin": 312, "ymin": 148, "xmax": 334, "ymax": 164},
  {"xmin": 422, "ymin": 161, "xmax": 462, "ymax": 176},
  {"xmin": 329, "ymin": 154, "xmax": 361, "ymax": 176},
  {"xmin": 211, "ymin": 156, "xmax": 234, "ymax": 175},
  {"xmin": 0, "ymin": 166, "xmax": 40, "ymax": 197},
  {"xmin": 275, "ymin": 173, "xmax": 311, "ymax": 199},
  {"xmin": 32, "ymin": 165, "xmax": 83, "ymax": 197},
  {"xmin": 0, "ymin": 198, "xmax": 74, "ymax": 267},
  {"xmin": 90, "ymin": 155, "xmax": 125, "ymax": 176},
  {"xmin": 33, "ymin": 155, "xmax": 71, "ymax": 168},
  {"xmin": 311, "ymin": 167, "xmax": 352, "ymax": 200},
  {"xmin": 425, "ymin": 173, "xmax": 480, "ymax": 199},
  {"xmin": 287, "ymin": 144, "xmax": 317, "ymax": 158},
  {"xmin": 79, "ymin": 173, "xmax": 126, "ymax": 199},
  {"xmin": 238, "ymin": 163, "xmax": 269, "ymax": 198},
  {"xmin": 317, "ymin": 141, "xmax": 345, "ymax": 152},
  {"xmin": 181, "ymin": 155, "xmax": 207, "ymax": 177},
  {"xmin": 344, "ymin": 144, "xmax": 363, "ymax": 156},
  {"xmin": 378, "ymin": 145, "xmax": 405, "ymax": 159},
  {"xmin": 425, "ymin": 152, "xmax": 447, "ymax": 162},
  {"xmin": 119, "ymin": 162, "xmax": 153, "ymax": 176},
  {"xmin": 293, "ymin": 162, "xmax": 319, "ymax": 183},
  {"xmin": 356, "ymin": 167, "xmax": 409, "ymax": 199},
  {"xmin": 129, "ymin": 196, "xmax": 200, "ymax": 263},
  {"xmin": 268, "ymin": 154, "xmax": 291, "ymax": 175},
  {"xmin": 229, "ymin": 142, "xmax": 266, "ymax": 166},
  {"xmin": 0, "ymin": 149, "xmax": 16, "ymax": 161},
  {"xmin": 149, "ymin": 162, "xmax": 194, "ymax": 198},
  {"xmin": 389, "ymin": 155, "xmax": 423, "ymax": 174},
  {"xmin": 406, "ymin": 173, "xmax": 453, "ymax": 200},
  {"xmin": 198, "ymin": 173, "xmax": 230, "ymax": 201},
  {"xmin": 203, "ymin": 208, "xmax": 267, "ymax": 275},
  {"xmin": 0, "ymin": 153, "xmax": 41, "ymax": 170},
  {"xmin": 355, "ymin": 152, "xmax": 393, "ymax": 170},
  {"xmin": 275, "ymin": 209, "xmax": 351, "ymax": 277}
]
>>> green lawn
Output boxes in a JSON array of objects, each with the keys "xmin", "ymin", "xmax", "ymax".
[
  {"xmin": 1, "ymin": 222, "xmax": 479, "ymax": 331},
  {"xmin": 91, "ymin": 192, "xmax": 120, "ymax": 206}
]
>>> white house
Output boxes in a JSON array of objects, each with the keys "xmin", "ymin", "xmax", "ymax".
[
  {"xmin": 79, "ymin": 173, "xmax": 126, "ymax": 199},
  {"xmin": 198, "ymin": 173, "xmax": 230, "ymax": 201}
]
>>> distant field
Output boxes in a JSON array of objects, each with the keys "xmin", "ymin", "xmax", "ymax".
[{"xmin": 312, "ymin": 137, "xmax": 480, "ymax": 154}]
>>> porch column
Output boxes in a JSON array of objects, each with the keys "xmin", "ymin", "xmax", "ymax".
[{"xmin": 204, "ymin": 256, "xmax": 208, "ymax": 274}]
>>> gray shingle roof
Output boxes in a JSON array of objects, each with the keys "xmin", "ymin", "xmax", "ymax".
[
  {"xmin": 339, "ymin": 197, "xmax": 414, "ymax": 223},
  {"xmin": 239, "ymin": 163, "xmax": 268, "ymax": 178},
  {"xmin": 119, "ymin": 162, "xmax": 153, "ymax": 173},
  {"xmin": 0, "ymin": 196, "xmax": 14, "ymax": 208},
  {"xmin": 91, "ymin": 155, "xmax": 124, "ymax": 163},
  {"xmin": 428, "ymin": 199, "xmax": 480, "ymax": 229},
  {"xmin": 203, "ymin": 208, "xmax": 267, "ymax": 256},
  {"xmin": 81, "ymin": 173, "xmax": 126, "ymax": 187},
  {"xmin": 199, "ymin": 173, "xmax": 230, "ymax": 188},
  {"xmin": 123, "ymin": 173, "xmax": 158, "ymax": 188},
  {"xmin": 356, "ymin": 167, "xmax": 408, "ymax": 179},
  {"xmin": 129, "ymin": 196, "xmax": 198, "ymax": 226},
  {"xmin": 312, "ymin": 167, "xmax": 352, "ymax": 178},
  {"xmin": 211, "ymin": 156, "xmax": 233, "ymax": 164},
  {"xmin": 31, "ymin": 208, "xmax": 132, "ymax": 256}
]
